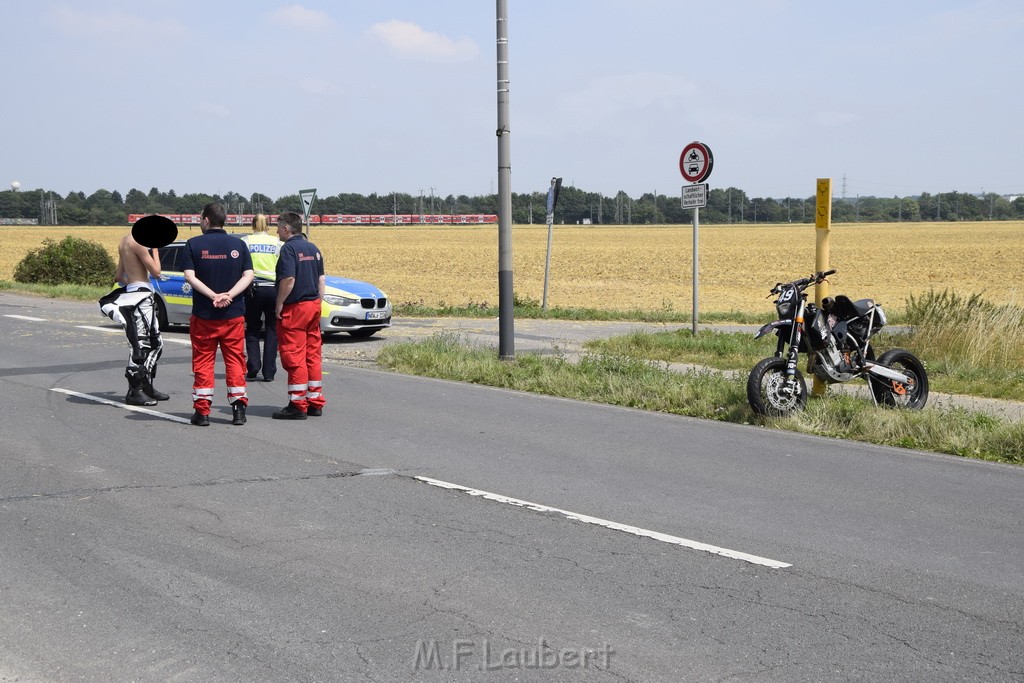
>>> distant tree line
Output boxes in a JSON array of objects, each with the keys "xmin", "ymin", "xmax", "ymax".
[{"xmin": 1, "ymin": 184, "xmax": 1022, "ymax": 226}]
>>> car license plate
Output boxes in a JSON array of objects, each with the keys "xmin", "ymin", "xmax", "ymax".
[{"xmin": 366, "ymin": 310, "xmax": 388, "ymax": 320}]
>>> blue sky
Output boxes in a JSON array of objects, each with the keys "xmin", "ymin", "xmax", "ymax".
[{"xmin": 2, "ymin": 1, "xmax": 1022, "ymax": 201}]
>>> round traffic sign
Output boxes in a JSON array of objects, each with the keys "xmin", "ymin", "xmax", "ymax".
[{"xmin": 679, "ymin": 141, "xmax": 713, "ymax": 183}]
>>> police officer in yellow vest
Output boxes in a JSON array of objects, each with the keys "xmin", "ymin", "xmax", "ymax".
[{"xmin": 241, "ymin": 214, "xmax": 283, "ymax": 381}]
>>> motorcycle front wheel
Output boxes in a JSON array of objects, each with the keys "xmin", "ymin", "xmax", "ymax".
[
  {"xmin": 747, "ymin": 357, "xmax": 808, "ymax": 417},
  {"xmin": 869, "ymin": 348, "xmax": 929, "ymax": 409}
]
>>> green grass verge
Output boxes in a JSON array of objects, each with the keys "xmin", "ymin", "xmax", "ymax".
[
  {"xmin": 378, "ymin": 334, "xmax": 1024, "ymax": 465},
  {"xmin": 584, "ymin": 328, "xmax": 776, "ymax": 370},
  {"xmin": 0, "ymin": 280, "xmax": 108, "ymax": 300},
  {"xmin": 378, "ymin": 333, "xmax": 750, "ymax": 421}
]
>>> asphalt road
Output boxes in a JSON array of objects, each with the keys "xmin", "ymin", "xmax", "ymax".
[{"xmin": 2, "ymin": 292, "xmax": 1023, "ymax": 681}]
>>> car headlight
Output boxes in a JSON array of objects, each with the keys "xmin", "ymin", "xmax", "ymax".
[{"xmin": 323, "ymin": 294, "xmax": 359, "ymax": 306}]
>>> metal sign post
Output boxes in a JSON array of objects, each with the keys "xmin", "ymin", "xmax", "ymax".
[
  {"xmin": 681, "ymin": 183, "xmax": 708, "ymax": 334},
  {"xmin": 496, "ymin": 0, "xmax": 514, "ymax": 359},
  {"xmin": 299, "ymin": 188, "xmax": 317, "ymax": 237},
  {"xmin": 542, "ymin": 176, "xmax": 562, "ymax": 311},
  {"xmin": 812, "ymin": 178, "xmax": 832, "ymax": 397},
  {"xmin": 678, "ymin": 142, "xmax": 713, "ymax": 335},
  {"xmin": 692, "ymin": 206, "xmax": 700, "ymax": 334}
]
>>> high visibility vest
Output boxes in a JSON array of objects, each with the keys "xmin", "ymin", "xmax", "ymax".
[{"xmin": 241, "ymin": 233, "xmax": 282, "ymax": 281}]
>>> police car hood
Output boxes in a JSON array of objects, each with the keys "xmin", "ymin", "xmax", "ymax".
[{"xmin": 324, "ymin": 275, "xmax": 386, "ymax": 299}]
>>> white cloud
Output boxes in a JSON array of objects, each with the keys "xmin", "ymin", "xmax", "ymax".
[
  {"xmin": 367, "ymin": 20, "xmax": 478, "ymax": 62},
  {"xmin": 197, "ymin": 103, "xmax": 231, "ymax": 119},
  {"xmin": 265, "ymin": 5, "xmax": 334, "ymax": 32},
  {"xmin": 47, "ymin": 4, "xmax": 186, "ymax": 39}
]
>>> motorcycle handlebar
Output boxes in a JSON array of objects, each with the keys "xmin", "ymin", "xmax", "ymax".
[{"xmin": 768, "ymin": 269, "xmax": 836, "ymax": 295}]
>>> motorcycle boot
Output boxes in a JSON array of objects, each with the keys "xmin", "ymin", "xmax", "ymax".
[
  {"xmin": 141, "ymin": 374, "xmax": 170, "ymax": 401},
  {"xmin": 125, "ymin": 371, "xmax": 157, "ymax": 407}
]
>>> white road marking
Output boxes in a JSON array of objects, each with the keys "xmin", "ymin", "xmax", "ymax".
[
  {"xmin": 75, "ymin": 325, "xmax": 190, "ymax": 344},
  {"xmin": 415, "ymin": 476, "xmax": 792, "ymax": 569},
  {"xmin": 49, "ymin": 388, "xmax": 192, "ymax": 424},
  {"xmin": 5, "ymin": 314, "xmax": 46, "ymax": 321}
]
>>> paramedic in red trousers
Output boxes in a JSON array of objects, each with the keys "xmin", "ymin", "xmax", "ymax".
[
  {"xmin": 272, "ymin": 211, "xmax": 326, "ymax": 420},
  {"xmin": 183, "ymin": 202, "xmax": 254, "ymax": 427}
]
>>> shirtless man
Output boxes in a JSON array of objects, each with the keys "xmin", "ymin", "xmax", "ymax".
[{"xmin": 98, "ymin": 233, "xmax": 169, "ymax": 406}]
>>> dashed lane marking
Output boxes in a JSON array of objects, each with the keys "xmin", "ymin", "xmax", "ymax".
[
  {"xmin": 414, "ymin": 476, "xmax": 792, "ymax": 569},
  {"xmin": 4, "ymin": 314, "xmax": 46, "ymax": 321},
  {"xmin": 50, "ymin": 388, "xmax": 192, "ymax": 424}
]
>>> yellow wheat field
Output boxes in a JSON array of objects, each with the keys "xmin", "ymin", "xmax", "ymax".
[{"xmin": 2, "ymin": 222, "xmax": 1021, "ymax": 314}]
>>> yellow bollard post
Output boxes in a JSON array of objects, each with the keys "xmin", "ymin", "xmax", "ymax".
[{"xmin": 812, "ymin": 178, "xmax": 831, "ymax": 397}]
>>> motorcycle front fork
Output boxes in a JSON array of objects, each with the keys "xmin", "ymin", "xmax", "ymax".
[{"xmin": 782, "ymin": 338, "xmax": 802, "ymax": 395}]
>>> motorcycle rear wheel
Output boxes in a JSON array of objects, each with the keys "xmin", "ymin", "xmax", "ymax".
[
  {"xmin": 747, "ymin": 357, "xmax": 808, "ymax": 417},
  {"xmin": 869, "ymin": 348, "xmax": 929, "ymax": 409}
]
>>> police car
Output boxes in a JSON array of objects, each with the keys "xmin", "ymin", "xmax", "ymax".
[{"xmin": 150, "ymin": 241, "xmax": 392, "ymax": 337}]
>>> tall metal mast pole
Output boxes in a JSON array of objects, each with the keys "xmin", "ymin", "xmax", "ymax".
[{"xmin": 496, "ymin": 0, "xmax": 514, "ymax": 359}]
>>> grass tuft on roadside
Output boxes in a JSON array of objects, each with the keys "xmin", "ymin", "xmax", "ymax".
[
  {"xmin": 779, "ymin": 394, "xmax": 1024, "ymax": 463},
  {"xmin": 903, "ymin": 290, "xmax": 1024, "ymax": 399}
]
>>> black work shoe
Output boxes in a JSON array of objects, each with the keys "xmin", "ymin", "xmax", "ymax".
[
  {"xmin": 246, "ymin": 372, "xmax": 258, "ymax": 380},
  {"xmin": 272, "ymin": 403, "xmax": 307, "ymax": 420},
  {"xmin": 231, "ymin": 401, "xmax": 247, "ymax": 426},
  {"xmin": 262, "ymin": 375, "xmax": 275, "ymax": 382},
  {"xmin": 306, "ymin": 406, "xmax": 322, "ymax": 417},
  {"xmin": 190, "ymin": 411, "xmax": 210, "ymax": 426},
  {"xmin": 126, "ymin": 390, "xmax": 157, "ymax": 407}
]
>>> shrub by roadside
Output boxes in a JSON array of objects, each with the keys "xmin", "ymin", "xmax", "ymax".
[{"xmin": 14, "ymin": 236, "xmax": 115, "ymax": 288}]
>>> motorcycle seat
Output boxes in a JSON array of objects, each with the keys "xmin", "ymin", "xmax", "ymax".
[{"xmin": 832, "ymin": 295, "xmax": 875, "ymax": 319}]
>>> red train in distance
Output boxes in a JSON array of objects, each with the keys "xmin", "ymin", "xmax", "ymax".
[{"xmin": 127, "ymin": 213, "xmax": 499, "ymax": 226}]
